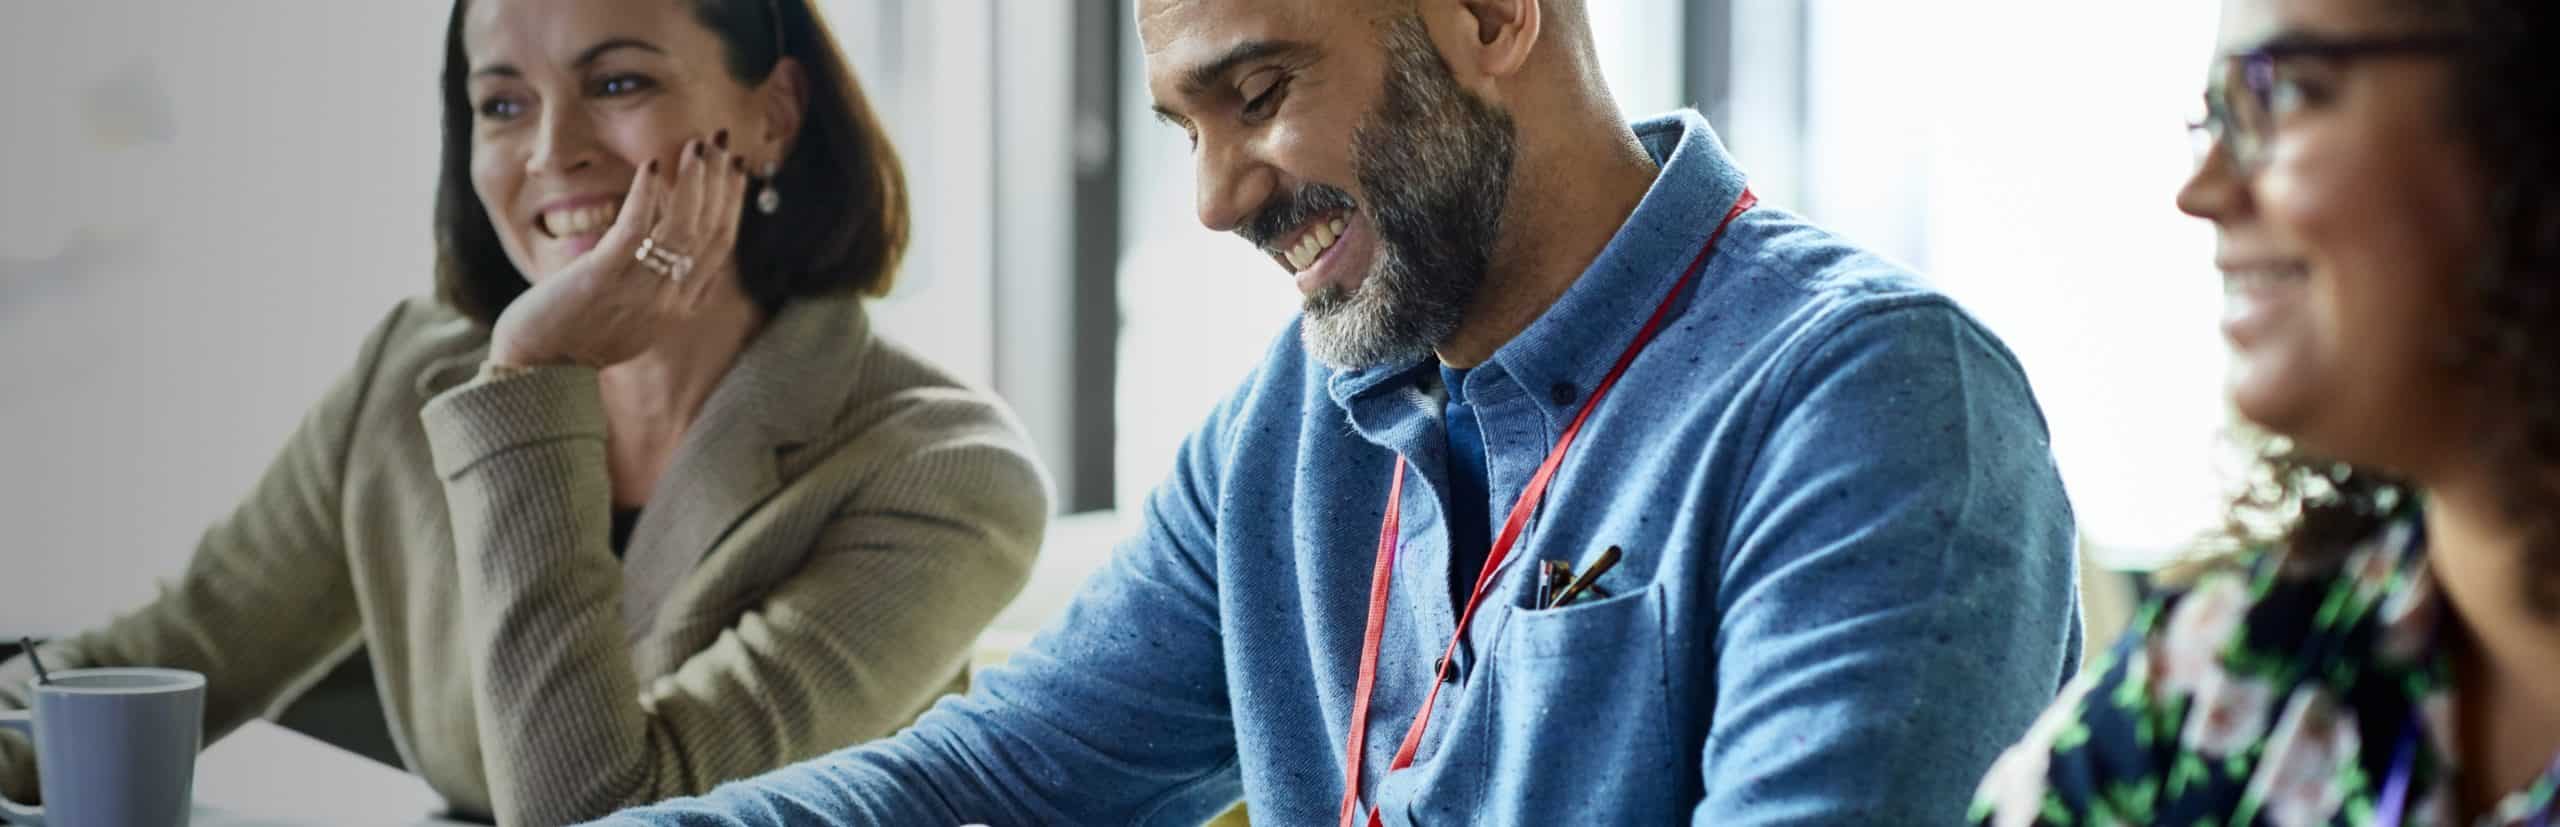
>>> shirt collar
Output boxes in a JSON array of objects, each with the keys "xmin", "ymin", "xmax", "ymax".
[{"xmin": 1324, "ymin": 110, "xmax": 1751, "ymax": 421}]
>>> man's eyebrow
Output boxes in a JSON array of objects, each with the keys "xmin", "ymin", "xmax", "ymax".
[
  {"xmin": 572, "ymin": 37, "xmax": 664, "ymax": 68},
  {"xmin": 1177, "ymin": 39, "xmax": 1316, "ymax": 97},
  {"xmin": 471, "ymin": 38, "xmax": 664, "ymax": 80}
]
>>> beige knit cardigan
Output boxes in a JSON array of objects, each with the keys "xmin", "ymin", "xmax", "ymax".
[{"xmin": 0, "ymin": 294, "xmax": 1050, "ymax": 825}]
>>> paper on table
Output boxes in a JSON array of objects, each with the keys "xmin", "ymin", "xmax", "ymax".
[{"xmin": 189, "ymin": 720, "xmax": 471, "ymax": 827}]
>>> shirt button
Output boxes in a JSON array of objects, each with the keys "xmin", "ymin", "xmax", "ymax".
[{"xmin": 1549, "ymin": 381, "xmax": 1579, "ymax": 407}]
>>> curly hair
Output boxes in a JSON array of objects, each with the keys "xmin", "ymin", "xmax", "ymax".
[{"xmin": 2213, "ymin": 0, "xmax": 2560, "ymax": 613}]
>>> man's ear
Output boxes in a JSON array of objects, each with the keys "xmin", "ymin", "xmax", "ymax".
[
  {"xmin": 1450, "ymin": 0, "xmax": 1541, "ymax": 80},
  {"xmin": 756, "ymin": 57, "xmax": 809, "ymax": 166}
]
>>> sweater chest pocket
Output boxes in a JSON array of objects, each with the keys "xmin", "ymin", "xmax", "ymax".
[{"xmin": 1473, "ymin": 580, "xmax": 1677, "ymax": 820}]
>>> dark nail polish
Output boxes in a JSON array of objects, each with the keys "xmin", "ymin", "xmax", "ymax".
[
  {"xmin": 693, "ymin": 141, "xmax": 707, "ymax": 159},
  {"xmin": 646, "ymin": 159, "xmax": 660, "ymax": 174},
  {"xmin": 714, "ymin": 130, "xmax": 730, "ymax": 150},
  {"xmin": 730, "ymin": 156, "xmax": 744, "ymax": 173}
]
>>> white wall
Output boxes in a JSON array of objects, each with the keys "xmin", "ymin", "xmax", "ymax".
[
  {"xmin": 1, "ymin": 3, "xmax": 442, "ymax": 634},
  {"xmin": 0, "ymin": 1, "xmax": 999, "ymax": 634}
]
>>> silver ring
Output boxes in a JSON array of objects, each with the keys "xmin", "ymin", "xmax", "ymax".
[
  {"xmin": 653, "ymin": 249, "xmax": 695, "ymax": 284},
  {"xmin": 635, "ymin": 237, "xmax": 694, "ymax": 283}
]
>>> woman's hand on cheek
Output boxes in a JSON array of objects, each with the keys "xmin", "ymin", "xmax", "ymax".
[{"xmin": 488, "ymin": 129, "xmax": 752, "ymax": 369}]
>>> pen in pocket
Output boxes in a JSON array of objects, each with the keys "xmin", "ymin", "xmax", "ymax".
[
  {"xmin": 1546, "ymin": 545, "xmax": 1622, "ymax": 609},
  {"xmin": 1535, "ymin": 559, "xmax": 1568, "ymax": 609}
]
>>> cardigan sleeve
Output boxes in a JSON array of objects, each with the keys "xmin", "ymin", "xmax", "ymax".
[
  {"xmin": 0, "ymin": 303, "xmax": 413, "ymax": 804},
  {"xmin": 420, "ymin": 370, "xmax": 1049, "ymax": 826},
  {"xmin": 584, "ymin": 365, "xmax": 1255, "ymax": 827}
]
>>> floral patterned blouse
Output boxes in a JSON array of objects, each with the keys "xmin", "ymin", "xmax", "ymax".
[{"xmin": 1970, "ymin": 514, "xmax": 2560, "ymax": 826}]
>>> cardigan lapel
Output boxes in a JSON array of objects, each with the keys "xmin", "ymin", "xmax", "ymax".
[{"xmin": 616, "ymin": 295, "xmax": 870, "ymax": 645}]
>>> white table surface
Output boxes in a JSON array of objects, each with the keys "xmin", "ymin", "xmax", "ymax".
[{"xmin": 188, "ymin": 720, "xmax": 474, "ymax": 827}]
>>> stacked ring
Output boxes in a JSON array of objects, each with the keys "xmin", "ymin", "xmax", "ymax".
[{"xmin": 635, "ymin": 237, "xmax": 697, "ymax": 283}]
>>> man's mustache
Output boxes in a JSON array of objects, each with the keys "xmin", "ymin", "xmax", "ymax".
[{"xmin": 1237, "ymin": 184, "xmax": 1358, "ymax": 251}]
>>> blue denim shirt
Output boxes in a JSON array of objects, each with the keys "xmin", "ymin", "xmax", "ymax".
[{"xmin": 591, "ymin": 111, "xmax": 2083, "ymax": 826}]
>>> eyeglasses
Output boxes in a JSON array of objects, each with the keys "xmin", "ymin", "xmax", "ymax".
[{"xmin": 2188, "ymin": 33, "xmax": 2469, "ymax": 173}]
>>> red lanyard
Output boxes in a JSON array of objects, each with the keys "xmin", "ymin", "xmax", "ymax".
[{"xmin": 1336, "ymin": 189, "xmax": 1756, "ymax": 827}]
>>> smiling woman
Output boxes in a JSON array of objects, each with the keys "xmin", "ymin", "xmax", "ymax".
[
  {"xmin": 0, "ymin": 1, "xmax": 1050, "ymax": 824},
  {"xmin": 1970, "ymin": 0, "xmax": 2560, "ymax": 823},
  {"xmin": 435, "ymin": 0, "xmax": 908, "ymax": 326}
]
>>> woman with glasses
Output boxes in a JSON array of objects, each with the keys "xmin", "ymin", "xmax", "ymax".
[
  {"xmin": 1969, "ymin": 0, "xmax": 2558, "ymax": 824},
  {"xmin": 0, "ymin": 1, "xmax": 1049, "ymax": 824}
]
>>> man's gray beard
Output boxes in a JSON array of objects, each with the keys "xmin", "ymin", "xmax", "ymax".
[
  {"xmin": 1299, "ymin": 264, "xmax": 1463, "ymax": 370},
  {"xmin": 1295, "ymin": 14, "xmax": 1514, "ymax": 372}
]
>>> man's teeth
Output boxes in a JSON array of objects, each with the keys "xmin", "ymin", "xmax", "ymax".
[
  {"xmin": 544, "ymin": 203, "xmax": 620, "ymax": 238},
  {"xmin": 1285, "ymin": 218, "xmax": 1351, "ymax": 272}
]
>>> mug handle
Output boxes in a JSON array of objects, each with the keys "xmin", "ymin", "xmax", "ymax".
[{"xmin": 0, "ymin": 710, "xmax": 40, "ymax": 826}]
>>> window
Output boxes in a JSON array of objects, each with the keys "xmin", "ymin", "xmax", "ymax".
[
  {"xmin": 1105, "ymin": 1, "xmax": 2230, "ymax": 569},
  {"xmin": 1785, "ymin": 1, "xmax": 2227, "ymax": 568}
]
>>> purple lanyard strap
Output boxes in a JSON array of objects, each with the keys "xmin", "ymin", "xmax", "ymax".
[{"xmin": 2376, "ymin": 708, "xmax": 2560, "ymax": 827}]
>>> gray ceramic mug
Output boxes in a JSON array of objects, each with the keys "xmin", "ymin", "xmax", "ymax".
[{"xmin": 0, "ymin": 668, "xmax": 206, "ymax": 827}]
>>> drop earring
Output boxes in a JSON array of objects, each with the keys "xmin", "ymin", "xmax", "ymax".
[{"xmin": 755, "ymin": 161, "xmax": 782, "ymax": 215}]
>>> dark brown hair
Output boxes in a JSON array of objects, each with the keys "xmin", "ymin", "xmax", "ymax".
[
  {"xmin": 433, "ymin": 0, "xmax": 909, "ymax": 325},
  {"xmin": 2212, "ymin": 0, "xmax": 2560, "ymax": 611}
]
